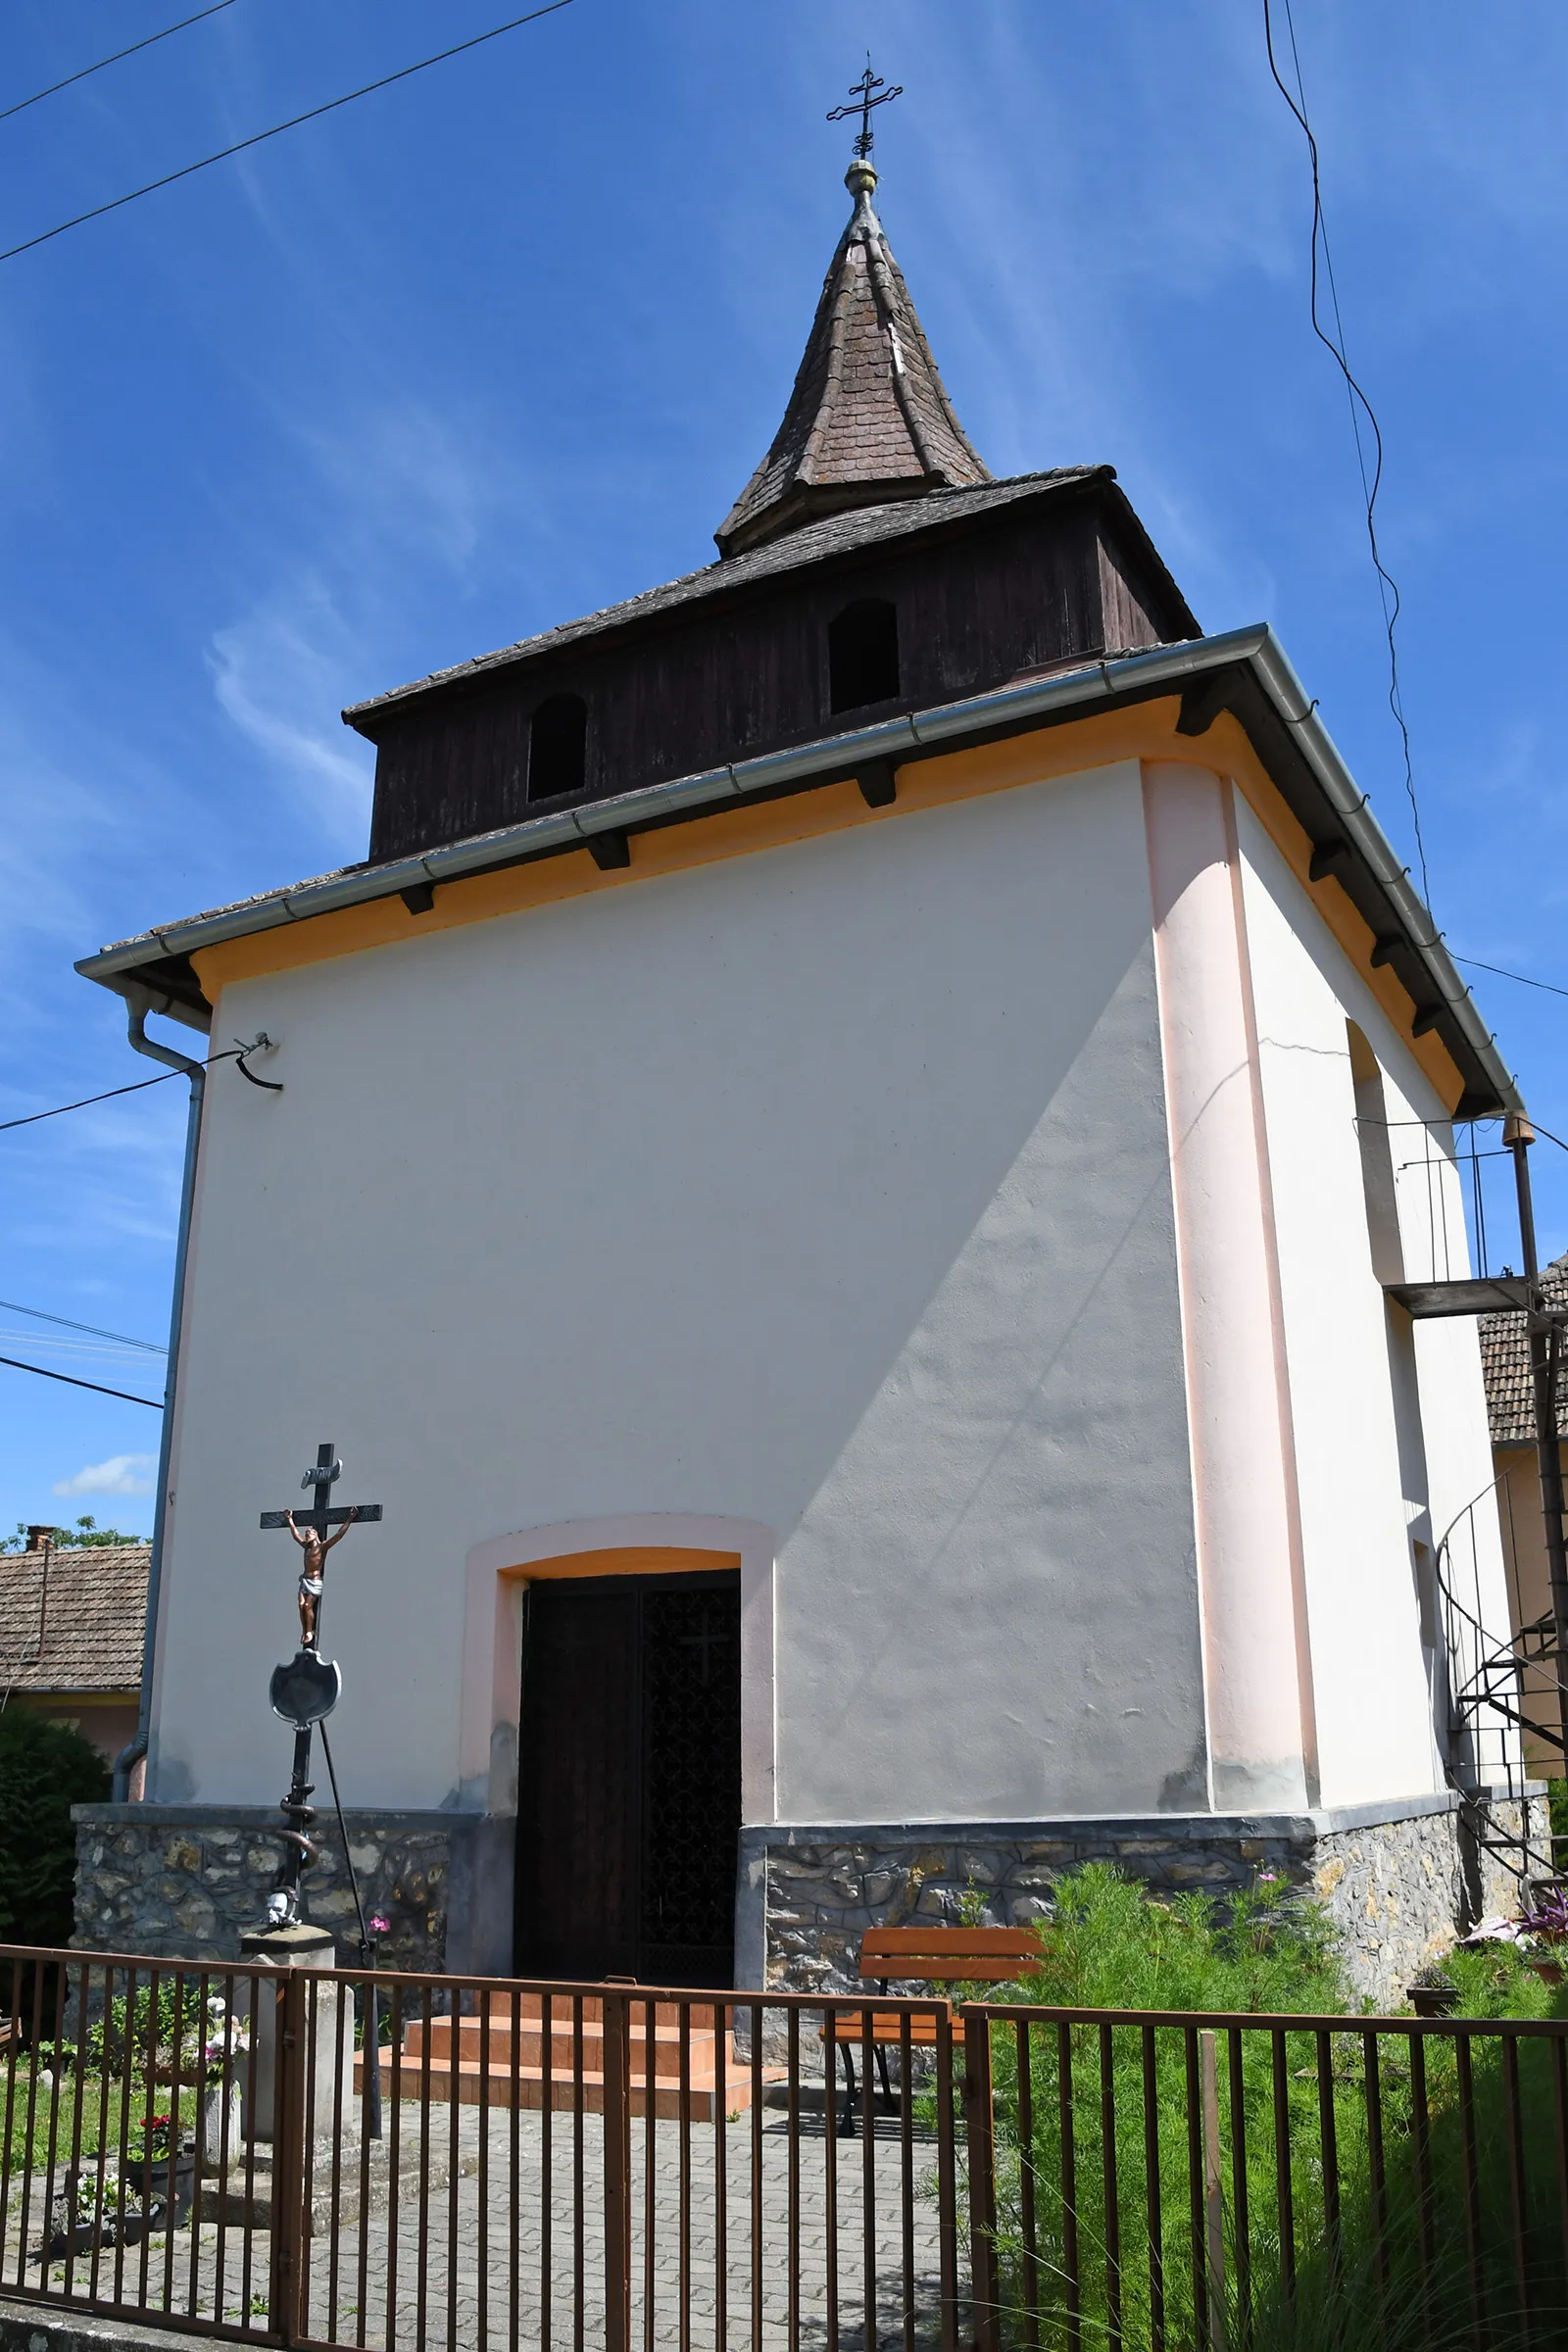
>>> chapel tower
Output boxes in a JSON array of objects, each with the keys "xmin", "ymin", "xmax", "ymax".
[{"xmin": 75, "ymin": 114, "xmax": 1525, "ymax": 2004}]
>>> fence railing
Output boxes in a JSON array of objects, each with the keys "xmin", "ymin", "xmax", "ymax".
[{"xmin": 0, "ymin": 1945, "xmax": 1563, "ymax": 2350}]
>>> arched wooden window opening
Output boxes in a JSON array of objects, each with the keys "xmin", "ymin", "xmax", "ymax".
[
  {"xmin": 528, "ymin": 693, "xmax": 587, "ymax": 801},
  {"xmin": 828, "ymin": 599, "xmax": 900, "ymax": 712}
]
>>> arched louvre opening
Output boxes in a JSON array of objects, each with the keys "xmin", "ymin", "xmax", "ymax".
[
  {"xmin": 528, "ymin": 692, "xmax": 587, "ymax": 801},
  {"xmin": 828, "ymin": 598, "xmax": 900, "ymax": 712}
]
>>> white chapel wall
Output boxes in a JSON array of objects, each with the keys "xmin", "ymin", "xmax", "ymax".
[
  {"xmin": 1234, "ymin": 796, "xmax": 1485, "ymax": 1806},
  {"xmin": 148, "ymin": 756, "xmax": 1205, "ymax": 1826}
]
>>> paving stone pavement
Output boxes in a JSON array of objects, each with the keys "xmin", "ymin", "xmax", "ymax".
[{"xmin": 10, "ymin": 2098, "xmax": 959, "ymax": 2352}]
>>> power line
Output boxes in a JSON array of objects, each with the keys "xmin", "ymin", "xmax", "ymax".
[
  {"xmin": 1261, "ymin": 0, "xmax": 1433, "ymax": 909},
  {"xmin": 0, "ymin": 1354, "xmax": 162, "ymax": 1409},
  {"xmin": 0, "ymin": 2, "xmax": 241, "ymax": 127},
  {"xmin": 1451, "ymin": 956, "xmax": 1568, "ymax": 1004},
  {"xmin": 0, "ymin": 1050, "xmax": 235, "ymax": 1135},
  {"xmin": 0, "ymin": 1301, "xmax": 164, "ymax": 1354},
  {"xmin": 0, "ymin": 0, "xmax": 577, "ymax": 268}
]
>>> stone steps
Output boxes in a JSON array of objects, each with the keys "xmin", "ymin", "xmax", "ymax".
[
  {"xmin": 360, "ymin": 2007, "xmax": 774, "ymax": 2121},
  {"xmin": 355, "ymin": 2056, "xmax": 765, "ymax": 2123},
  {"xmin": 404, "ymin": 2014, "xmax": 728, "ymax": 2080}
]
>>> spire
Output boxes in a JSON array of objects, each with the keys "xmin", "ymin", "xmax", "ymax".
[{"xmin": 714, "ymin": 153, "xmax": 992, "ymax": 559}]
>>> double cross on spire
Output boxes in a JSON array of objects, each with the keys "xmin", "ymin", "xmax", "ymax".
[{"xmin": 826, "ymin": 56, "xmax": 903, "ymax": 160}]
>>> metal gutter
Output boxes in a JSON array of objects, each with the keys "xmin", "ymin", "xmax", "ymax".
[
  {"xmin": 110, "ymin": 996, "xmax": 208, "ymax": 1802},
  {"xmin": 75, "ymin": 623, "xmax": 1519, "ymax": 1116},
  {"xmin": 1241, "ymin": 630, "xmax": 1517, "ymax": 1116}
]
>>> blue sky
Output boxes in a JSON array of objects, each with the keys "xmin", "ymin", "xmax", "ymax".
[{"xmin": 3, "ymin": 0, "xmax": 1566, "ymax": 1538}]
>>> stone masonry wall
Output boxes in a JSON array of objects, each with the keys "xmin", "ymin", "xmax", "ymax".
[
  {"xmin": 1309, "ymin": 1797, "xmax": 1545, "ymax": 1997},
  {"xmin": 73, "ymin": 1804, "xmax": 466, "ymax": 1971},
  {"xmin": 758, "ymin": 1795, "xmax": 1551, "ymax": 2010}
]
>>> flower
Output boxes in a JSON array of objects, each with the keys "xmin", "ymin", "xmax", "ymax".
[
  {"xmin": 368, "ymin": 1915, "xmax": 390, "ymax": 1936},
  {"xmin": 202, "ymin": 2016, "xmax": 250, "ymax": 2084},
  {"xmin": 1519, "ymin": 1886, "xmax": 1568, "ymax": 1943}
]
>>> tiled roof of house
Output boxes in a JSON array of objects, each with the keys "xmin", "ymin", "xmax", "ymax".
[
  {"xmin": 1480, "ymin": 1253, "xmax": 1568, "ymax": 1444},
  {"xmin": 714, "ymin": 156, "xmax": 991, "ymax": 558},
  {"xmin": 0, "ymin": 1544, "xmax": 148, "ymax": 1695}
]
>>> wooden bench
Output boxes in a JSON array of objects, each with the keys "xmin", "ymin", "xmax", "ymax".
[{"xmin": 824, "ymin": 1925, "xmax": 1041, "ymax": 2135}]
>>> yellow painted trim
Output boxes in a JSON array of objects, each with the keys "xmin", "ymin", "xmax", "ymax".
[
  {"xmin": 505, "ymin": 1545, "xmax": 742, "ymax": 1582},
  {"xmin": 190, "ymin": 705, "xmax": 1175, "ymax": 998},
  {"xmin": 189, "ymin": 695, "xmax": 1468, "ymax": 1110}
]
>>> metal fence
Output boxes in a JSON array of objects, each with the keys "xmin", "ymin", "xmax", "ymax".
[{"xmin": 0, "ymin": 1945, "xmax": 1564, "ymax": 2350}]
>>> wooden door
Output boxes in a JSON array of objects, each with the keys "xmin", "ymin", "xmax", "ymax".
[{"xmin": 513, "ymin": 1571, "xmax": 741, "ymax": 1984}]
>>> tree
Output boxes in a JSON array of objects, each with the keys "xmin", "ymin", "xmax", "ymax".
[
  {"xmin": 0, "ymin": 1713, "xmax": 110, "ymax": 1949},
  {"xmin": 3, "ymin": 1515, "xmax": 143, "ymax": 1552}
]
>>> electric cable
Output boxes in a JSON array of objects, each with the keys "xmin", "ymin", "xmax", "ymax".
[
  {"xmin": 0, "ymin": 0, "xmax": 576, "ymax": 267},
  {"xmin": 1, "ymin": 1042, "xmax": 254, "ymax": 1134},
  {"xmin": 0, "ymin": 3, "xmax": 242, "ymax": 127},
  {"xmin": 0, "ymin": 1301, "xmax": 164, "ymax": 1352},
  {"xmin": 0, "ymin": 1355, "xmax": 162, "ymax": 1408},
  {"xmin": 1262, "ymin": 0, "xmax": 1432, "ymax": 908},
  {"xmin": 1449, "ymin": 956, "xmax": 1568, "ymax": 1004},
  {"xmin": 0, "ymin": 1067, "xmax": 197, "ymax": 1132}
]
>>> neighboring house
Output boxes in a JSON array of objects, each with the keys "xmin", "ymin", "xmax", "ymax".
[
  {"xmin": 1480, "ymin": 1255, "xmax": 1568, "ymax": 1778},
  {"xmin": 71, "ymin": 145, "xmax": 1532, "ymax": 2003},
  {"xmin": 0, "ymin": 1533, "xmax": 148, "ymax": 1766}
]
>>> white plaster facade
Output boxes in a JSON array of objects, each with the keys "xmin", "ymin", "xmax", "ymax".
[{"xmin": 131, "ymin": 745, "xmax": 1510, "ymax": 1971}]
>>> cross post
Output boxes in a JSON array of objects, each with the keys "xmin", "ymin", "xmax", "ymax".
[{"xmin": 256, "ymin": 1444, "xmax": 383, "ymax": 1953}]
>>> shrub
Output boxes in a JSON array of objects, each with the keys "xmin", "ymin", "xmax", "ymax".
[
  {"xmin": 1007, "ymin": 1858, "xmax": 1348, "ymax": 2015},
  {"xmin": 936, "ymin": 1867, "xmax": 1568, "ymax": 2346},
  {"xmin": 1443, "ymin": 1936, "xmax": 1563, "ymax": 2020},
  {"xmin": 0, "ymin": 1710, "xmax": 109, "ymax": 1951}
]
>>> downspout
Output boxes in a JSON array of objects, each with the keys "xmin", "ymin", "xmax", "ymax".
[{"xmin": 111, "ymin": 1000, "xmax": 207, "ymax": 1802}]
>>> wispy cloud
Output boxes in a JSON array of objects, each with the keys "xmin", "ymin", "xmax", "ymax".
[
  {"xmin": 207, "ymin": 581, "xmax": 374, "ymax": 845},
  {"xmin": 53, "ymin": 1453, "xmax": 156, "ymax": 1499}
]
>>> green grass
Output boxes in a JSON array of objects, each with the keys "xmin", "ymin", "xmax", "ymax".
[{"xmin": 0, "ymin": 2062, "xmax": 200, "ymax": 2181}]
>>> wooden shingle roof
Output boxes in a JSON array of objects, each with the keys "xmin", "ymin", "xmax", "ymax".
[
  {"xmin": 0, "ymin": 1544, "xmax": 147, "ymax": 1695},
  {"xmin": 1480, "ymin": 1253, "xmax": 1568, "ymax": 1445},
  {"xmin": 714, "ymin": 157, "xmax": 991, "ymax": 558}
]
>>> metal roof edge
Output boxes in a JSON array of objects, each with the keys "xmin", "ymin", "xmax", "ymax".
[
  {"xmin": 75, "ymin": 623, "xmax": 1519, "ymax": 1115},
  {"xmin": 1241, "ymin": 629, "xmax": 1518, "ymax": 1116}
]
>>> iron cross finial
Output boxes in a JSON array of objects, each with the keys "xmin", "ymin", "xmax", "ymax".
[{"xmin": 826, "ymin": 55, "xmax": 903, "ymax": 161}]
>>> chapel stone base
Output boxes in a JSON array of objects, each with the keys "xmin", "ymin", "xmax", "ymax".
[
  {"xmin": 74, "ymin": 1792, "xmax": 1550, "ymax": 2009},
  {"xmin": 741, "ymin": 1790, "xmax": 1552, "ymax": 2011},
  {"xmin": 71, "ymin": 1803, "xmax": 514, "ymax": 1976}
]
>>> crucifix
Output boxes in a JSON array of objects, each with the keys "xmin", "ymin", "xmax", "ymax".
[
  {"xmin": 262, "ymin": 1441, "xmax": 383, "ymax": 1646},
  {"xmin": 257, "ymin": 1442, "xmax": 382, "ymax": 1929},
  {"xmin": 826, "ymin": 56, "xmax": 903, "ymax": 160}
]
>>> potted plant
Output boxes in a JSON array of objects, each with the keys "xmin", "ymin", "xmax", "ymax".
[
  {"xmin": 1406, "ymin": 1963, "xmax": 1460, "ymax": 2017},
  {"xmin": 120, "ymin": 2109, "xmax": 196, "ymax": 2231}
]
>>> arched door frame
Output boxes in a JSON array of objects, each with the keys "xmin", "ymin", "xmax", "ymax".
[{"xmin": 460, "ymin": 1512, "xmax": 777, "ymax": 1822}]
